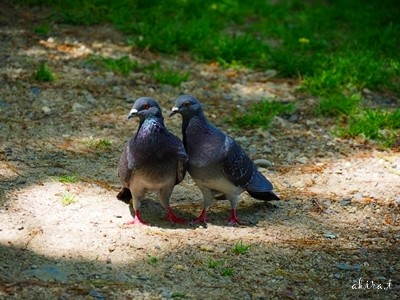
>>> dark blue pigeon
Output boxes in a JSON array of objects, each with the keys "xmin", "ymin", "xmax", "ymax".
[
  {"xmin": 117, "ymin": 97, "xmax": 188, "ymax": 225},
  {"xmin": 170, "ymin": 95, "xmax": 279, "ymax": 225}
]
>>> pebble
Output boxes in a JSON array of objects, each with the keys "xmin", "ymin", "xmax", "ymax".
[
  {"xmin": 72, "ymin": 102, "xmax": 85, "ymax": 112},
  {"xmin": 200, "ymin": 244, "xmax": 215, "ymax": 252},
  {"xmin": 89, "ymin": 289, "xmax": 106, "ymax": 300},
  {"xmin": 84, "ymin": 91, "xmax": 96, "ymax": 104},
  {"xmin": 0, "ymin": 100, "xmax": 10, "ymax": 108},
  {"xmin": 323, "ymin": 232, "xmax": 338, "ymax": 239},
  {"xmin": 336, "ymin": 262, "xmax": 362, "ymax": 271},
  {"xmin": 30, "ymin": 86, "xmax": 41, "ymax": 96},
  {"xmin": 42, "ymin": 106, "xmax": 51, "ymax": 114},
  {"xmin": 296, "ymin": 156, "xmax": 308, "ymax": 165},
  {"xmin": 253, "ymin": 159, "xmax": 273, "ymax": 168},
  {"xmin": 23, "ymin": 265, "xmax": 68, "ymax": 283},
  {"xmin": 339, "ymin": 198, "xmax": 351, "ymax": 206},
  {"xmin": 160, "ymin": 287, "xmax": 172, "ymax": 299}
]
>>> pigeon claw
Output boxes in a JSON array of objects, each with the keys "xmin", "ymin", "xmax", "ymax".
[
  {"xmin": 125, "ymin": 210, "xmax": 149, "ymax": 226},
  {"xmin": 226, "ymin": 209, "xmax": 242, "ymax": 226},
  {"xmin": 165, "ymin": 208, "xmax": 188, "ymax": 225},
  {"xmin": 193, "ymin": 209, "xmax": 207, "ymax": 224}
]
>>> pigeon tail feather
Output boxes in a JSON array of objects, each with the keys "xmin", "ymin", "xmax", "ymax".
[
  {"xmin": 246, "ymin": 172, "xmax": 280, "ymax": 201},
  {"xmin": 247, "ymin": 190, "xmax": 280, "ymax": 201},
  {"xmin": 117, "ymin": 187, "xmax": 132, "ymax": 204}
]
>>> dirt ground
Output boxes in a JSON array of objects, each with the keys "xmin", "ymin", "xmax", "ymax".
[{"xmin": 0, "ymin": 3, "xmax": 399, "ymax": 300}]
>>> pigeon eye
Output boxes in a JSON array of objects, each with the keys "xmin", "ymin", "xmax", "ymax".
[
  {"xmin": 183, "ymin": 101, "xmax": 191, "ymax": 108},
  {"xmin": 142, "ymin": 104, "xmax": 151, "ymax": 110}
]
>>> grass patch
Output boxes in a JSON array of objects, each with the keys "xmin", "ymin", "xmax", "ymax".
[
  {"xmin": 337, "ymin": 109, "xmax": 400, "ymax": 146},
  {"xmin": 232, "ymin": 241, "xmax": 251, "ymax": 255},
  {"xmin": 315, "ymin": 93, "xmax": 361, "ymax": 117},
  {"xmin": 34, "ymin": 23, "xmax": 51, "ymax": 35},
  {"xmin": 221, "ymin": 268, "xmax": 234, "ymax": 277},
  {"xmin": 171, "ymin": 292, "xmax": 187, "ymax": 298},
  {"xmin": 206, "ymin": 257, "xmax": 224, "ymax": 269},
  {"xmin": 88, "ymin": 56, "xmax": 139, "ymax": 76},
  {"xmin": 151, "ymin": 67, "xmax": 190, "ymax": 86},
  {"xmin": 85, "ymin": 138, "xmax": 112, "ymax": 150},
  {"xmin": 232, "ymin": 100, "xmax": 295, "ymax": 129},
  {"xmin": 56, "ymin": 175, "xmax": 79, "ymax": 183},
  {"xmin": 18, "ymin": 1, "xmax": 399, "ymax": 95},
  {"xmin": 34, "ymin": 63, "xmax": 55, "ymax": 82},
  {"xmin": 146, "ymin": 255, "xmax": 158, "ymax": 265},
  {"xmin": 60, "ymin": 193, "xmax": 77, "ymax": 206}
]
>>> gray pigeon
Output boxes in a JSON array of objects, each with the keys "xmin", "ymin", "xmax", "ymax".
[
  {"xmin": 117, "ymin": 97, "xmax": 188, "ymax": 225},
  {"xmin": 170, "ymin": 95, "xmax": 279, "ymax": 225}
]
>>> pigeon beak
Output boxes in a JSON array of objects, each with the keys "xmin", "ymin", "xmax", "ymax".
[
  {"xmin": 169, "ymin": 106, "xmax": 179, "ymax": 117},
  {"xmin": 127, "ymin": 108, "xmax": 138, "ymax": 119}
]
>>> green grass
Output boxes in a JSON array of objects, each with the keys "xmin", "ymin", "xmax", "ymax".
[
  {"xmin": 232, "ymin": 100, "xmax": 295, "ymax": 129},
  {"xmin": 18, "ymin": 1, "xmax": 399, "ymax": 94},
  {"xmin": 146, "ymin": 255, "xmax": 158, "ymax": 265},
  {"xmin": 60, "ymin": 193, "xmax": 77, "ymax": 206},
  {"xmin": 206, "ymin": 257, "xmax": 224, "ymax": 269},
  {"xmin": 88, "ymin": 55, "xmax": 139, "ymax": 76},
  {"xmin": 56, "ymin": 175, "xmax": 79, "ymax": 183},
  {"xmin": 152, "ymin": 67, "xmax": 190, "ymax": 86},
  {"xmin": 34, "ymin": 23, "xmax": 51, "ymax": 35},
  {"xmin": 221, "ymin": 268, "xmax": 234, "ymax": 277},
  {"xmin": 34, "ymin": 63, "xmax": 55, "ymax": 82},
  {"xmin": 171, "ymin": 292, "xmax": 187, "ymax": 298},
  {"xmin": 337, "ymin": 109, "xmax": 400, "ymax": 146},
  {"xmin": 232, "ymin": 241, "xmax": 251, "ymax": 255},
  {"xmin": 16, "ymin": 0, "xmax": 400, "ymax": 145},
  {"xmin": 315, "ymin": 93, "xmax": 361, "ymax": 117},
  {"xmin": 86, "ymin": 138, "xmax": 112, "ymax": 150}
]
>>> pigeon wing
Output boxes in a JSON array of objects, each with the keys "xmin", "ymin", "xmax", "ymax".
[
  {"xmin": 165, "ymin": 133, "xmax": 188, "ymax": 185},
  {"xmin": 222, "ymin": 136, "xmax": 257, "ymax": 188}
]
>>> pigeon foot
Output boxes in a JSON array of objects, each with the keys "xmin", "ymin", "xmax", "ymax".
[
  {"xmin": 125, "ymin": 210, "xmax": 149, "ymax": 226},
  {"xmin": 227, "ymin": 209, "xmax": 242, "ymax": 226},
  {"xmin": 165, "ymin": 208, "xmax": 188, "ymax": 224},
  {"xmin": 193, "ymin": 209, "xmax": 207, "ymax": 223}
]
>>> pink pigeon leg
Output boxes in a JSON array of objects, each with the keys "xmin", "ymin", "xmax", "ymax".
[
  {"xmin": 165, "ymin": 207, "xmax": 188, "ymax": 224},
  {"xmin": 227, "ymin": 209, "xmax": 242, "ymax": 226},
  {"xmin": 193, "ymin": 209, "xmax": 207, "ymax": 223},
  {"xmin": 126, "ymin": 209, "xmax": 149, "ymax": 226}
]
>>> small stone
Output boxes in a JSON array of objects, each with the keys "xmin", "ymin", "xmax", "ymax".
[
  {"xmin": 253, "ymin": 159, "xmax": 273, "ymax": 168},
  {"xmin": 89, "ymin": 289, "xmax": 105, "ymax": 300},
  {"xmin": 160, "ymin": 287, "xmax": 172, "ymax": 299},
  {"xmin": 323, "ymin": 232, "xmax": 338, "ymax": 239},
  {"xmin": 200, "ymin": 244, "xmax": 214, "ymax": 252},
  {"xmin": 72, "ymin": 102, "xmax": 85, "ymax": 112},
  {"xmin": 251, "ymin": 292, "xmax": 266, "ymax": 300},
  {"xmin": 336, "ymin": 262, "xmax": 361, "ymax": 271},
  {"xmin": 85, "ymin": 92, "xmax": 96, "ymax": 104},
  {"xmin": 42, "ymin": 106, "xmax": 51, "ymax": 114},
  {"xmin": 172, "ymin": 264, "xmax": 185, "ymax": 271},
  {"xmin": 17, "ymin": 226, "xmax": 24, "ymax": 230},
  {"xmin": 30, "ymin": 86, "xmax": 41, "ymax": 96},
  {"xmin": 296, "ymin": 157, "xmax": 308, "ymax": 164},
  {"xmin": 223, "ymin": 94, "xmax": 233, "ymax": 100},
  {"xmin": 339, "ymin": 198, "xmax": 351, "ymax": 206},
  {"xmin": 289, "ymin": 114, "xmax": 298, "ymax": 122}
]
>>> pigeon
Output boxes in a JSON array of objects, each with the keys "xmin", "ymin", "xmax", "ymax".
[
  {"xmin": 170, "ymin": 95, "xmax": 279, "ymax": 225},
  {"xmin": 117, "ymin": 97, "xmax": 188, "ymax": 225}
]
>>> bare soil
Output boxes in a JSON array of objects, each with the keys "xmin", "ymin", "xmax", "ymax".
[{"xmin": 0, "ymin": 3, "xmax": 399, "ymax": 300}]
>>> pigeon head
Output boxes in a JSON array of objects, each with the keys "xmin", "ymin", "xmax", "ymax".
[
  {"xmin": 170, "ymin": 95, "xmax": 203, "ymax": 118},
  {"xmin": 128, "ymin": 97, "xmax": 163, "ymax": 120}
]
